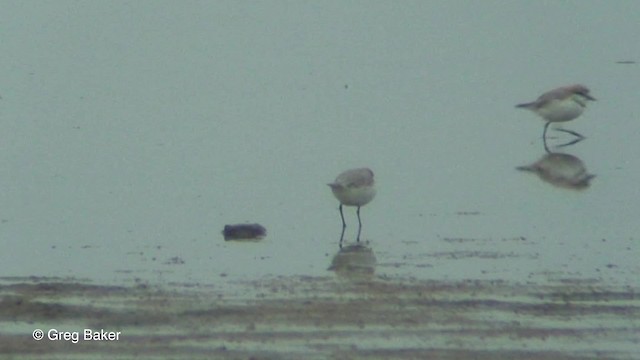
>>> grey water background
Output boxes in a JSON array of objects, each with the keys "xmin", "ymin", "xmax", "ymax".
[{"xmin": 1, "ymin": 1, "xmax": 638, "ymax": 287}]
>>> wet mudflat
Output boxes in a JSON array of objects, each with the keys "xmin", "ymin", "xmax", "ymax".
[{"xmin": 1, "ymin": 271, "xmax": 637, "ymax": 359}]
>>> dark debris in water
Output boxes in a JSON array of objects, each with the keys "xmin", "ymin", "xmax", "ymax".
[{"xmin": 222, "ymin": 223, "xmax": 266, "ymax": 241}]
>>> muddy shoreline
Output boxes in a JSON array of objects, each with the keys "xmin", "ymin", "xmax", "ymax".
[{"xmin": 1, "ymin": 275, "xmax": 637, "ymax": 359}]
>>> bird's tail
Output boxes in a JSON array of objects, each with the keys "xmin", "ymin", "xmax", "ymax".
[
  {"xmin": 515, "ymin": 102, "xmax": 536, "ymax": 109},
  {"xmin": 515, "ymin": 165, "xmax": 535, "ymax": 172}
]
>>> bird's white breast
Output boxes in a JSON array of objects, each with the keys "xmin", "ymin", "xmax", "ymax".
[
  {"xmin": 331, "ymin": 185, "xmax": 376, "ymax": 207},
  {"xmin": 536, "ymin": 97, "xmax": 585, "ymax": 122}
]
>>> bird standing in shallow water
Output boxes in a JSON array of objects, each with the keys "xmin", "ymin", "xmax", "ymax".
[
  {"xmin": 516, "ymin": 84, "xmax": 596, "ymax": 141},
  {"xmin": 328, "ymin": 168, "xmax": 376, "ymax": 248}
]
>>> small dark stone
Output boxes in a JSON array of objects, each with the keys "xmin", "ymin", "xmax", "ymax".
[{"xmin": 222, "ymin": 223, "xmax": 267, "ymax": 241}]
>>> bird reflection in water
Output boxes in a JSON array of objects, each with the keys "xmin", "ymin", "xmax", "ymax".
[
  {"xmin": 517, "ymin": 152, "xmax": 595, "ymax": 190},
  {"xmin": 328, "ymin": 243, "xmax": 376, "ymax": 280}
]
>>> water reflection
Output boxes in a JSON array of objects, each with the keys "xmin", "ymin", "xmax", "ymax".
[
  {"xmin": 517, "ymin": 152, "xmax": 595, "ymax": 190},
  {"xmin": 327, "ymin": 243, "xmax": 376, "ymax": 280}
]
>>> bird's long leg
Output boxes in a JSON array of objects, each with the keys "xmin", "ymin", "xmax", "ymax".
[
  {"xmin": 542, "ymin": 122, "xmax": 551, "ymax": 140},
  {"xmin": 555, "ymin": 128, "xmax": 585, "ymax": 139},
  {"xmin": 356, "ymin": 206, "xmax": 362, "ymax": 242},
  {"xmin": 556, "ymin": 136, "xmax": 585, "ymax": 149},
  {"xmin": 339, "ymin": 204, "xmax": 346, "ymax": 248},
  {"xmin": 543, "ymin": 122, "xmax": 551, "ymax": 153}
]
